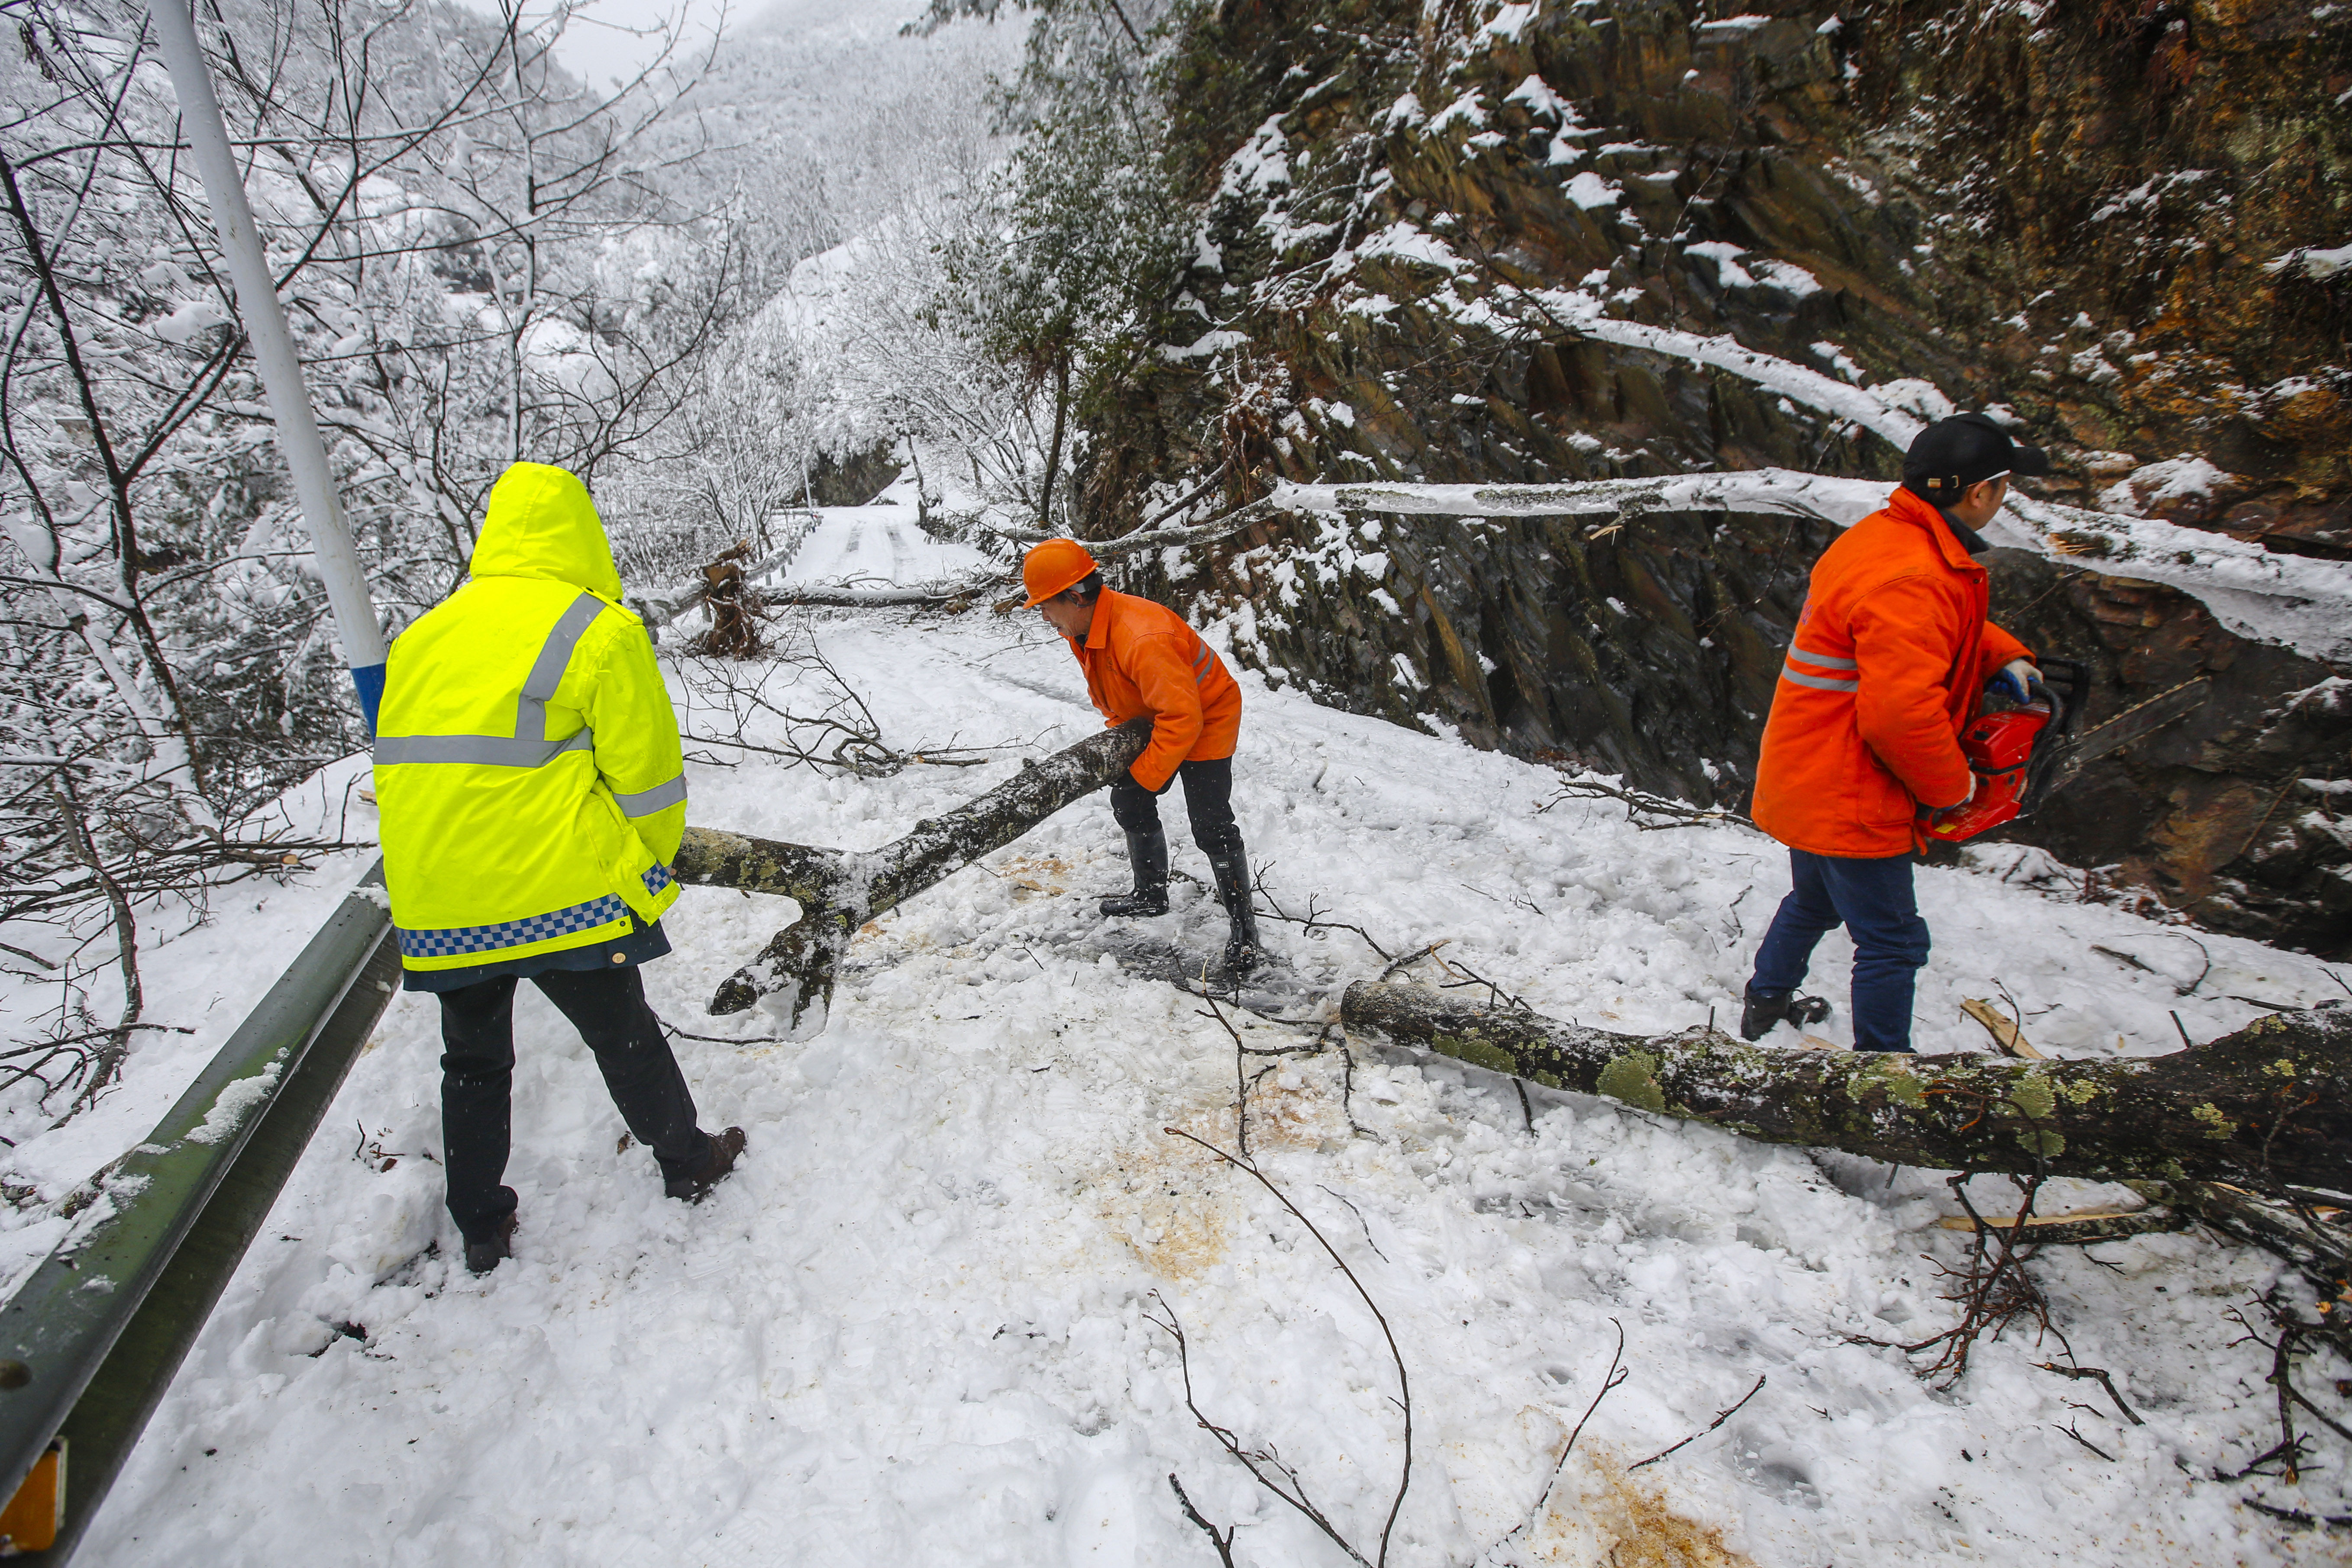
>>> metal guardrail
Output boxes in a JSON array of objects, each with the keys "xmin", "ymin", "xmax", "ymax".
[{"xmin": 0, "ymin": 866, "xmax": 398, "ymax": 1561}]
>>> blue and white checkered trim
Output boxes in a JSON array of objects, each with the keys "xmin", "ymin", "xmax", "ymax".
[
  {"xmin": 398, "ymin": 893, "xmax": 627, "ymax": 958},
  {"xmin": 397, "ymin": 864, "xmax": 678, "ymax": 959}
]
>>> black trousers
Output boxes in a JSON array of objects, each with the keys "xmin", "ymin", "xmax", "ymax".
[
  {"xmin": 437, "ymin": 965, "xmax": 702, "ymax": 1242},
  {"xmin": 1109, "ymin": 756, "xmax": 1242, "ymax": 859}
]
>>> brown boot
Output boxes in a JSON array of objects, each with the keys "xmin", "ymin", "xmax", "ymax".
[{"xmin": 664, "ymin": 1126, "xmax": 747, "ymax": 1203}]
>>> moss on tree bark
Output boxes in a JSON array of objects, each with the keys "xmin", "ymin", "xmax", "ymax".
[{"xmin": 1341, "ymin": 980, "xmax": 2352, "ymax": 1192}]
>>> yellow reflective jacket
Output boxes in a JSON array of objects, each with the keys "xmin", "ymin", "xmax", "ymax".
[{"xmin": 373, "ymin": 463, "xmax": 686, "ymax": 974}]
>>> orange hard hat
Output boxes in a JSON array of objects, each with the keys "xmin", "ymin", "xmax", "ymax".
[{"xmin": 1022, "ymin": 539, "xmax": 1098, "ymax": 607}]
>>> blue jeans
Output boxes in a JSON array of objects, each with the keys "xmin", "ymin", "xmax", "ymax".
[{"xmin": 1748, "ymin": 849, "xmax": 1930, "ymax": 1052}]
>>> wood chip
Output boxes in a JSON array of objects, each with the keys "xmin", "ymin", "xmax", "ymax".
[
  {"xmin": 1797, "ymin": 1034, "xmax": 1842, "ymax": 1052},
  {"xmin": 1960, "ymin": 997, "xmax": 2045, "ymax": 1058}
]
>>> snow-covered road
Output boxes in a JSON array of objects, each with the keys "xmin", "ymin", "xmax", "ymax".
[
  {"xmin": 61, "ymin": 608, "xmax": 2352, "ymax": 1566},
  {"xmin": 778, "ymin": 493, "xmax": 994, "ymax": 594}
]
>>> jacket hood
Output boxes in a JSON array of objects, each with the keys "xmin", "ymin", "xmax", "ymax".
[{"xmin": 470, "ymin": 462, "xmax": 624, "ymax": 600}]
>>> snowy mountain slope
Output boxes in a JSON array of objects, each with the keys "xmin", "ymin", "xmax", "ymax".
[
  {"xmin": 669, "ymin": 0, "xmax": 1021, "ymax": 241},
  {"xmin": 57, "ymin": 607, "xmax": 2352, "ymax": 1566}
]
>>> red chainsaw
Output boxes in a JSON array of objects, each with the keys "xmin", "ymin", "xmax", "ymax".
[{"xmin": 1927, "ymin": 659, "xmax": 2210, "ymax": 844}]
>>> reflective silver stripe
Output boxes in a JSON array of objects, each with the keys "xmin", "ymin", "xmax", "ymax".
[
  {"xmin": 1779, "ymin": 663, "xmax": 1858, "ymax": 693},
  {"xmin": 1789, "ymin": 645, "xmax": 1856, "ymax": 669},
  {"xmin": 1191, "ymin": 645, "xmax": 1214, "ymax": 685},
  {"xmin": 612, "ymin": 774, "xmax": 687, "ymax": 816},
  {"xmin": 375, "ymin": 729, "xmax": 594, "ymax": 767},
  {"xmin": 517, "ymin": 592, "xmax": 608, "ymax": 741},
  {"xmin": 378, "ymin": 595, "xmax": 609, "ymax": 768}
]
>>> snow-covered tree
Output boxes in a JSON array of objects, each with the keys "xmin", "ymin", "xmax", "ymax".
[{"xmin": 0, "ymin": 0, "xmax": 755, "ymax": 1110}]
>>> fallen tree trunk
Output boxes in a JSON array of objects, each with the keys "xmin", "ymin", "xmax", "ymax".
[
  {"xmin": 772, "ymin": 583, "xmax": 999, "ymax": 608},
  {"xmin": 688, "ymin": 494, "xmax": 1290, "ymax": 622},
  {"xmin": 672, "ymin": 718, "xmax": 1151, "ymax": 1034},
  {"xmin": 630, "ymin": 532, "xmax": 811, "ymax": 631},
  {"xmin": 1341, "ymin": 981, "xmax": 2352, "ymax": 1192}
]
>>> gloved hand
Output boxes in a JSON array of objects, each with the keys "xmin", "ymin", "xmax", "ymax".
[
  {"xmin": 1990, "ymin": 658, "xmax": 2043, "ymax": 703},
  {"xmin": 1932, "ymin": 771, "xmax": 1978, "ymax": 817}
]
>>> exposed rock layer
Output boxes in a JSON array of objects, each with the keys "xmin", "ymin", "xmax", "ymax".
[{"xmin": 1076, "ymin": 0, "xmax": 2352, "ymax": 950}]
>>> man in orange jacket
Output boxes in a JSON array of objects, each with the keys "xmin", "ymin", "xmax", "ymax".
[
  {"xmin": 1743, "ymin": 414, "xmax": 2047, "ymax": 1052},
  {"xmin": 1022, "ymin": 539, "xmax": 1260, "ymax": 973}
]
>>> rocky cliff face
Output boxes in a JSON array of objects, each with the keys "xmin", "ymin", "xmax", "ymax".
[{"xmin": 1070, "ymin": 0, "xmax": 2352, "ymax": 953}]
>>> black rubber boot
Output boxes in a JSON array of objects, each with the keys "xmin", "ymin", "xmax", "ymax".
[
  {"xmin": 1099, "ymin": 828, "xmax": 1170, "ymax": 917},
  {"xmin": 464, "ymin": 1211, "xmax": 517, "ymax": 1277},
  {"xmin": 1206, "ymin": 845, "xmax": 1263, "ymax": 975},
  {"xmin": 1739, "ymin": 990, "xmax": 1831, "ymax": 1042},
  {"xmin": 664, "ymin": 1126, "xmax": 747, "ymax": 1203}
]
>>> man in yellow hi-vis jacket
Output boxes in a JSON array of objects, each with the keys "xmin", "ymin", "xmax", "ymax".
[{"xmin": 374, "ymin": 462, "xmax": 743, "ymax": 1275}]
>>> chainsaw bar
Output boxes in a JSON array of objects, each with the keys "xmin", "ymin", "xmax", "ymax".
[{"xmin": 2036, "ymin": 678, "xmax": 2210, "ymax": 797}]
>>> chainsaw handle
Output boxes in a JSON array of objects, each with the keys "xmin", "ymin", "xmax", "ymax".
[{"xmin": 2035, "ymin": 658, "xmax": 2090, "ymax": 737}]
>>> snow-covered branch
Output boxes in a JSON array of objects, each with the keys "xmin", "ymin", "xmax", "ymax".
[
  {"xmin": 1271, "ymin": 473, "xmax": 2352, "ymax": 665},
  {"xmin": 1269, "ymin": 469, "xmax": 1886, "ymax": 526}
]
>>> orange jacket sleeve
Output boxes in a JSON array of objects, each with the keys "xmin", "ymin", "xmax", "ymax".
[
  {"xmin": 1125, "ymin": 633, "xmax": 1205, "ymax": 791},
  {"xmin": 1849, "ymin": 578, "xmax": 1976, "ymax": 811},
  {"xmin": 1977, "ymin": 622, "xmax": 2032, "ymax": 685}
]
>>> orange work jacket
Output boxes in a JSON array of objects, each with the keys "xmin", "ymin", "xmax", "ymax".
[
  {"xmin": 1066, "ymin": 589, "xmax": 1243, "ymax": 790},
  {"xmin": 1751, "ymin": 487, "xmax": 2032, "ymax": 858}
]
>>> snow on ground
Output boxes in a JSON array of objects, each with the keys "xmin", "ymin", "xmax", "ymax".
[
  {"xmin": 26, "ymin": 601, "xmax": 2352, "ymax": 1565},
  {"xmin": 775, "ymin": 485, "xmax": 995, "ymax": 594}
]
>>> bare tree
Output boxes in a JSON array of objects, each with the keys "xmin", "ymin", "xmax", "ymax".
[{"xmin": 0, "ymin": 0, "xmax": 749, "ymax": 1122}]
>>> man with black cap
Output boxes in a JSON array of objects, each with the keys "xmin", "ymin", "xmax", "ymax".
[{"xmin": 1739, "ymin": 413, "xmax": 2051, "ymax": 1052}]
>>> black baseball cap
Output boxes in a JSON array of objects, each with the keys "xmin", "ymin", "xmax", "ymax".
[{"xmin": 1901, "ymin": 413, "xmax": 2051, "ymax": 503}]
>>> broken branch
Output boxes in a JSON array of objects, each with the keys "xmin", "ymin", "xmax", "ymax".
[{"xmin": 1627, "ymin": 1373, "xmax": 1767, "ymax": 1471}]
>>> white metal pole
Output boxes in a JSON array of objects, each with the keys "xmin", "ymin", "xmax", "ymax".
[{"xmin": 147, "ymin": 0, "xmax": 390, "ymax": 729}]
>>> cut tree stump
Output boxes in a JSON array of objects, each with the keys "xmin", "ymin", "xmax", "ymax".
[
  {"xmin": 1340, "ymin": 981, "xmax": 2352, "ymax": 1193},
  {"xmin": 671, "ymin": 718, "xmax": 1152, "ymax": 1034}
]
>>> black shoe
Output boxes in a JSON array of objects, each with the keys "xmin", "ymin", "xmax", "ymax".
[
  {"xmin": 1100, "ymin": 828, "xmax": 1170, "ymax": 916},
  {"xmin": 665, "ymin": 1126, "xmax": 747, "ymax": 1203},
  {"xmin": 1221, "ymin": 930, "xmax": 1263, "ymax": 976},
  {"xmin": 1739, "ymin": 990, "xmax": 1830, "ymax": 1042},
  {"xmin": 464, "ymin": 1211, "xmax": 517, "ymax": 1276},
  {"xmin": 1205, "ymin": 844, "xmax": 1263, "ymax": 976}
]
